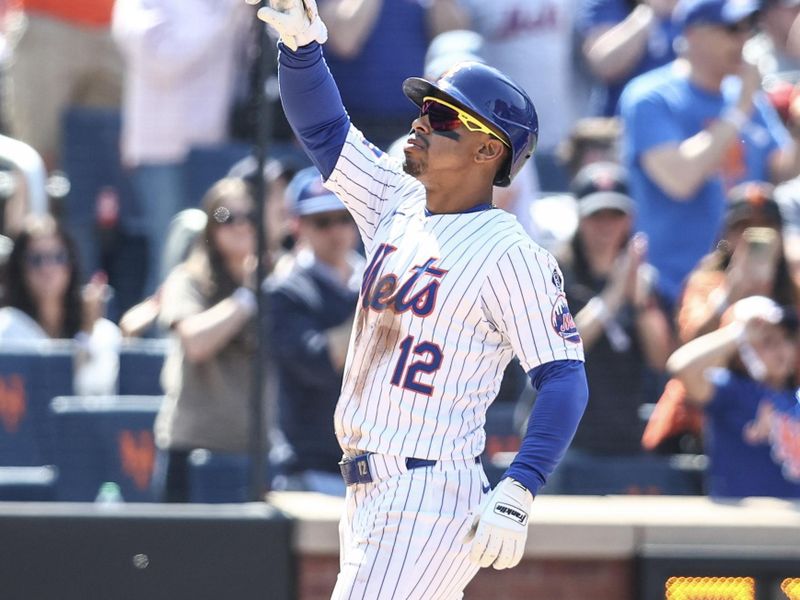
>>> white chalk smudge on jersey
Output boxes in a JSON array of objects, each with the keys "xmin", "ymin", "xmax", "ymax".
[{"xmin": 325, "ymin": 125, "xmax": 584, "ymax": 461}]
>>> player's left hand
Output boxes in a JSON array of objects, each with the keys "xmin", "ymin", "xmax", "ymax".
[{"xmin": 463, "ymin": 477, "xmax": 533, "ymax": 570}]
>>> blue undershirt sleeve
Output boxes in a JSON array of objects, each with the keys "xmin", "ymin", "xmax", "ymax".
[
  {"xmin": 503, "ymin": 360, "xmax": 588, "ymax": 496},
  {"xmin": 277, "ymin": 41, "xmax": 350, "ymax": 178}
]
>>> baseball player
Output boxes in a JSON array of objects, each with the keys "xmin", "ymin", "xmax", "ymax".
[{"xmin": 249, "ymin": 1, "xmax": 589, "ymax": 597}]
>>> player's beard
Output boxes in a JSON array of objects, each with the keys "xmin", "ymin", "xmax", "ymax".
[{"xmin": 402, "ymin": 156, "xmax": 426, "ymax": 178}]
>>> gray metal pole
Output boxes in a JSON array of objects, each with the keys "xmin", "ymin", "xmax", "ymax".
[{"xmin": 248, "ymin": 5, "xmax": 276, "ymax": 501}]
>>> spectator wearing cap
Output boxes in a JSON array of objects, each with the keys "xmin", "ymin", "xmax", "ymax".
[
  {"xmin": 423, "ymin": 29, "xmax": 485, "ymax": 84},
  {"xmin": 667, "ymin": 295, "xmax": 800, "ymax": 498},
  {"xmin": 266, "ymin": 167, "xmax": 363, "ymax": 496},
  {"xmin": 620, "ymin": 0, "xmax": 800, "ymax": 311},
  {"xmin": 516, "ymin": 116, "xmax": 624, "ymax": 255},
  {"xmin": 537, "ymin": 162, "xmax": 675, "ymax": 493},
  {"xmin": 775, "ymin": 175, "xmax": 800, "ymax": 287}
]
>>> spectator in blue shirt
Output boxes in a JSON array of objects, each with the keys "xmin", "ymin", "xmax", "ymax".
[{"xmin": 620, "ymin": 0, "xmax": 800, "ymax": 310}]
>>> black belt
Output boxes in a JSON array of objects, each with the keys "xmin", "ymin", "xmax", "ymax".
[{"xmin": 339, "ymin": 453, "xmax": 478, "ymax": 486}]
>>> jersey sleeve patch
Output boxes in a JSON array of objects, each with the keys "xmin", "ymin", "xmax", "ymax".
[
  {"xmin": 360, "ymin": 135, "xmax": 384, "ymax": 159},
  {"xmin": 551, "ymin": 294, "xmax": 581, "ymax": 343},
  {"xmin": 551, "ymin": 268, "xmax": 563, "ymax": 292}
]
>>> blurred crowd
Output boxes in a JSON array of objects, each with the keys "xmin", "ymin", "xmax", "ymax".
[{"xmin": 0, "ymin": 0, "xmax": 798, "ymax": 502}]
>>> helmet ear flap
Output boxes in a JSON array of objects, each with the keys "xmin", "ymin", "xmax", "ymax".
[{"xmin": 493, "ymin": 154, "xmax": 513, "ymax": 187}]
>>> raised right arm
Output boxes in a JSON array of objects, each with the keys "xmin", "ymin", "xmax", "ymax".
[
  {"xmin": 259, "ymin": 0, "xmax": 419, "ymax": 249},
  {"xmin": 278, "ymin": 42, "xmax": 349, "ymax": 179}
]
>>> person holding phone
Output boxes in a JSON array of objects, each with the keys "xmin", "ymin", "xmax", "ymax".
[
  {"xmin": 643, "ymin": 181, "xmax": 800, "ymax": 453},
  {"xmin": 677, "ymin": 181, "xmax": 798, "ymax": 344}
]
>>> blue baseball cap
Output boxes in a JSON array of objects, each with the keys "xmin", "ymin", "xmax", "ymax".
[
  {"xmin": 673, "ymin": 0, "xmax": 760, "ymax": 29},
  {"xmin": 286, "ymin": 167, "xmax": 346, "ymax": 216}
]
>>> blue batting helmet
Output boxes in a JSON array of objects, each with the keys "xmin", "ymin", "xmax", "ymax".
[{"xmin": 402, "ymin": 61, "xmax": 538, "ymax": 187}]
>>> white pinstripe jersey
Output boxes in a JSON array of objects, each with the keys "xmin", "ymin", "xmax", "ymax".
[{"xmin": 326, "ymin": 126, "xmax": 585, "ymax": 461}]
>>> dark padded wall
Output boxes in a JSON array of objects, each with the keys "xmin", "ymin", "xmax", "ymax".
[{"xmin": 0, "ymin": 504, "xmax": 294, "ymax": 600}]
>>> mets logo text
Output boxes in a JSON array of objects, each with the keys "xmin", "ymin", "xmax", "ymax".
[
  {"xmin": 551, "ymin": 294, "xmax": 581, "ymax": 343},
  {"xmin": 770, "ymin": 410, "xmax": 800, "ymax": 482},
  {"xmin": 361, "ymin": 243, "xmax": 447, "ymax": 317},
  {"xmin": 0, "ymin": 375, "xmax": 26, "ymax": 433},
  {"xmin": 119, "ymin": 430, "xmax": 156, "ymax": 491}
]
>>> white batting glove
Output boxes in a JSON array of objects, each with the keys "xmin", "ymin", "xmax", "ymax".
[
  {"xmin": 463, "ymin": 477, "xmax": 533, "ymax": 570},
  {"xmin": 247, "ymin": 0, "xmax": 328, "ymax": 52}
]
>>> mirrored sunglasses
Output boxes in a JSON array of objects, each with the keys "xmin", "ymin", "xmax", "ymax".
[
  {"xmin": 421, "ymin": 96, "xmax": 510, "ymax": 148},
  {"xmin": 25, "ymin": 250, "xmax": 69, "ymax": 269}
]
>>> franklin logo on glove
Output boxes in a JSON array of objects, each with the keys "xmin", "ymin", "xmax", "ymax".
[
  {"xmin": 464, "ymin": 478, "xmax": 534, "ymax": 569},
  {"xmin": 494, "ymin": 502, "xmax": 529, "ymax": 525}
]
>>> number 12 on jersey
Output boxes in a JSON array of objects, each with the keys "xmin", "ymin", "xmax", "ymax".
[{"xmin": 390, "ymin": 335, "xmax": 443, "ymax": 396}]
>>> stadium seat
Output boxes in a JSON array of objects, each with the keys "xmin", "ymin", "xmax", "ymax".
[
  {"xmin": 0, "ymin": 344, "xmax": 74, "ymax": 467},
  {"xmin": 0, "ymin": 465, "xmax": 58, "ymax": 501},
  {"xmin": 188, "ymin": 449, "xmax": 271, "ymax": 503},
  {"xmin": 49, "ymin": 395, "xmax": 162, "ymax": 502},
  {"xmin": 118, "ymin": 338, "xmax": 169, "ymax": 396}
]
